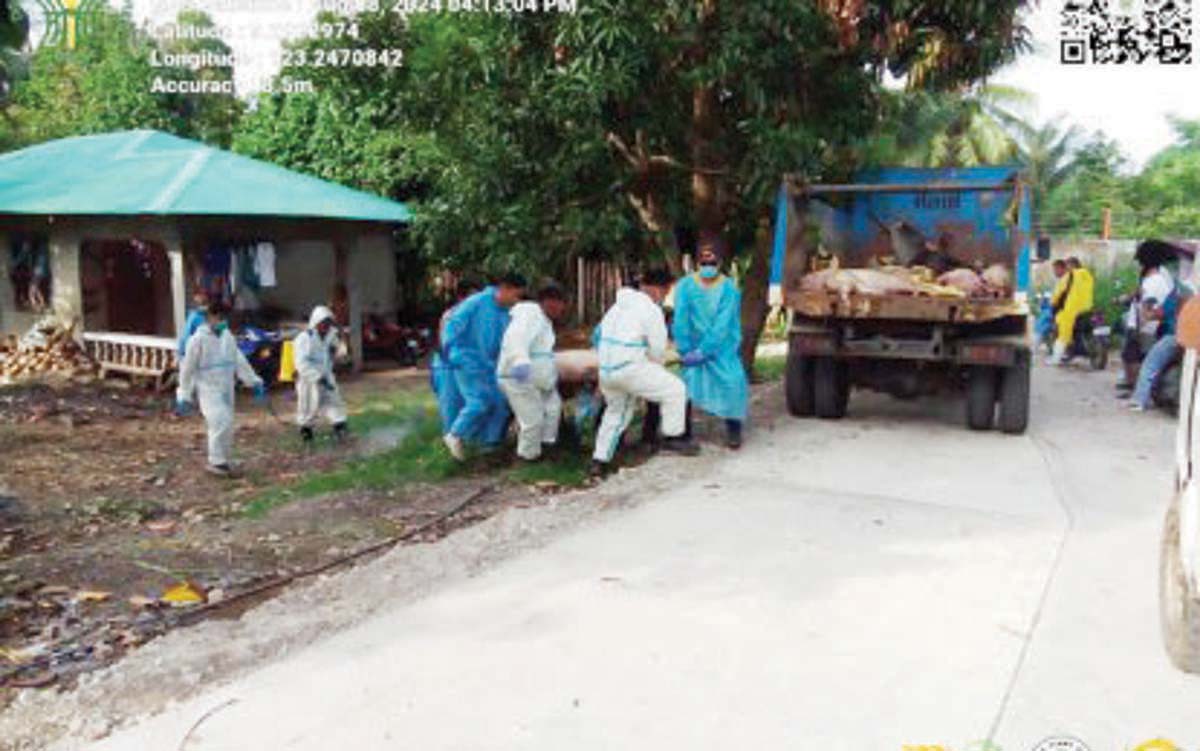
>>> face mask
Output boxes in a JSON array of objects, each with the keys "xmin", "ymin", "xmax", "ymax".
[
  {"xmin": 699, "ymin": 265, "xmax": 719, "ymax": 279},
  {"xmin": 212, "ymin": 322, "xmax": 229, "ymax": 335}
]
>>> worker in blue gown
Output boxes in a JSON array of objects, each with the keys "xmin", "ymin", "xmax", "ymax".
[
  {"xmin": 672, "ymin": 234, "xmax": 750, "ymax": 449},
  {"xmin": 439, "ymin": 273, "xmax": 527, "ymax": 460},
  {"xmin": 430, "ymin": 279, "xmax": 481, "ymax": 434}
]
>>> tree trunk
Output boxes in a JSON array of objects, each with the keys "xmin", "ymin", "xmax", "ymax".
[
  {"xmin": 739, "ymin": 213, "xmax": 773, "ymax": 375},
  {"xmin": 691, "ymin": 0, "xmax": 723, "ymax": 237}
]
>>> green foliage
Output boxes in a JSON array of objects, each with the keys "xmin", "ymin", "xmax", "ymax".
[
  {"xmin": 752, "ymin": 354, "xmax": 787, "ymax": 383},
  {"xmin": 235, "ymin": 1, "xmax": 1033, "ymax": 280},
  {"xmin": 244, "ymin": 393, "xmax": 460, "ymax": 518},
  {"xmin": 0, "ymin": 7, "xmax": 239, "ymax": 150},
  {"xmin": 1042, "ymin": 118, "xmax": 1200, "ymax": 240},
  {"xmin": 1092, "ymin": 259, "xmax": 1140, "ymax": 326},
  {"xmin": 863, "ymin": 85, "xmax": 1025, "ymax": 169},
  {"xmin": 245, "ymin": 389, "xmax": 590, "ymax": 518},
  {"xmin": 1013, "ymin": 121, "xmax": 1082, "ymax": 229}
]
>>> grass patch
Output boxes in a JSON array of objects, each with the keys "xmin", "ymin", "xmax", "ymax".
[
  {"xmin": 245, "ymin": 390, "xmax": 592, "ymax": 518},
  {"xmin": 244, "ymin": 393, "xmax": 461, "ymax": 518},
  {"xmin": 754, "ymin": 354, "xmax": 787, "ymax": 383}
]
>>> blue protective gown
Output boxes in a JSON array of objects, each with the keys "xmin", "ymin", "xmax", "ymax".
[
  {"xmin": 441, "ymin": 287, "xmax": 512, "ymax": 444},
  {"xmin": 177, "ymin": 308, "xmax": 207, "ymax": 358},
  {"xmin": 430, "ymin": 305, "xmax": 464, "ymax": 433},
  {"xmin": 672, "ymin": 273, "xmax": 749, "ymax": 421}
]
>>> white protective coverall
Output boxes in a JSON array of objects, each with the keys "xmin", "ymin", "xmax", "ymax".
[
  {"xmin": 593, "ymin": 288, "xmax": 687, "ymax": 463},
  {"xmin": 294, "ymin": 306, "xmax": 348, "ymax": 429},
  {"xmin": 497, "ymin": 301, "xmax": 561, "ymax": 460},
  {"xmin": 176, "ymin": 323, "xmax": 263, "ymax": 467}
]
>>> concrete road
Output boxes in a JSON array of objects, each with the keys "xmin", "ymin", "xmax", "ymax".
[{"xmin": 90, "ymin": 364, "xmax": 1200, "ymax": 751}]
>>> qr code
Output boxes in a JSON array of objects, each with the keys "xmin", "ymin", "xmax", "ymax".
[{"xmin": 1061, "ymin": 0, "xmax": 1193, "ymax": 64}]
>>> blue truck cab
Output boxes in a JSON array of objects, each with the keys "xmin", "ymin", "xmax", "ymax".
[{"xmin": 771, "ymin": 166, "xmax": 1034, "ymax": 434}]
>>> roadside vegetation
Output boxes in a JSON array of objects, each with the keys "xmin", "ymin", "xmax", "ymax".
[{"xmin": 244, "ymin": 391, "xmax": 592, "ymax": 519}]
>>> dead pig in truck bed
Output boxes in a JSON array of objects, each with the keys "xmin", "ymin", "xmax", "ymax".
[{"xmin": 770, "ymin": 167, "xmax": 1034, "ymax": 433}]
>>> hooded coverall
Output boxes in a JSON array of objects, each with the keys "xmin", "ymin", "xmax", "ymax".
[
  {"xmin": 177, "ymin": 323, "xmax": 263, "ymax": 467},
  {"xmin": 498, "ymin": 301, "xmax": 561, "ymax": 460},
  {"xmin": 443, "ymin": 287, "xmax": 511, "ymax": 445},
  {"xmin": 593, "ymin": 287, "xmax": 687, "ymax": 464},
  {"xmin": 294, "ymin": 306, "xmax": 348, "ymax": 429}
]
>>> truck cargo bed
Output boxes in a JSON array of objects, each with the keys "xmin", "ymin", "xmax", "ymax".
[{"xmin": 788, "ymin": 290, "xmax": 1026, "ymax": 323}]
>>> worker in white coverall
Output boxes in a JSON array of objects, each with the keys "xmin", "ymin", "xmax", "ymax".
[
  {"xmin": 498, "ymin": 284, "xmax": 569, "ymax": 461},
  {"xmin": 175, "ymin": 302, "xmax": 266, "ymax": 477},
  {"xmin": 591, "ymin": 269, "xmax": 699, "ymax": 476},
  {"xmin": 294, "ymin": 305, "xmax": 349, "ymax": 444}
]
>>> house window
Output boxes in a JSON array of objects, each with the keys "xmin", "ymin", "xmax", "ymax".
[{"xmin": 9, "ymin": 235, "xmax": 51, "ymax": 312}]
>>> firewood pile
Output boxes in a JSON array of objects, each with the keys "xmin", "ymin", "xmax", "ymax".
[{"xmin": 0, "ymin": 317, "xmax": 98, "ymax": 383}]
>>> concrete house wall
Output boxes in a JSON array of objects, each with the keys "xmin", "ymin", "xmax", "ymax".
[{"xmin": 0, "ymin": 215, "xmax": 401, "ymax": 370}]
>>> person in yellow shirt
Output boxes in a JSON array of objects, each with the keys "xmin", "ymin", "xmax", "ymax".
[{"xmin": 1049, "ymin": 257, "xmax": 1095, "ymax": 365}]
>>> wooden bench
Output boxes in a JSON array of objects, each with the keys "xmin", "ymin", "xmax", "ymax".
[{"xmin": 82, "ymin": 332, "xmax": 178, "ymax": 390}]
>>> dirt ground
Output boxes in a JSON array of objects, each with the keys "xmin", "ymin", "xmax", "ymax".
[
  {"xmin": 0, "ymin": 367, "xmax": 541, "ymax": 697},
  {"xmin": 0, "ymin": 348, "xmax": 779, "ymax": 749}
]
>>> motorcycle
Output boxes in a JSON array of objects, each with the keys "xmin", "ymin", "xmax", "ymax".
[
  {"xmin": 1153, "ymin": 343, "xmax": 1186, "ymax": 412},
  {"xmin": 363, "ymin": 314, "xmax": 433, "ymax": 366},
  {"xmin": 1052, "ymin": 310, "xmax": 1110, "ymax": 370}
]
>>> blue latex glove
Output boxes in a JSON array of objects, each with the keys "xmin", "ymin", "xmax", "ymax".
[
  {"xmin": 253, "ymin": 383, "xmax": 268, "ymax": 403},
  {"xmin": 175, "ymin": 399, "xmax": 193, "ymax": 416},
  {"xmin": 681, "ymin": 350, "xmax": 707, "ymax": 367},
  {"xmin": 320, "ymin": 377, "xmax": 335, "ymax": 392},
  {"xmin": 509, "ymin": 363, "xmax": 532, "ymax": 384}
]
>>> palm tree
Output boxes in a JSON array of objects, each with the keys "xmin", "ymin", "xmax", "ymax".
[
  {"xmin": 1010, "ymin": 120, "xmax": 1083, "ymax": 235},
  {"xmin": 867, "ymin": 83, "xmax": 1033, "ymax": 169}
]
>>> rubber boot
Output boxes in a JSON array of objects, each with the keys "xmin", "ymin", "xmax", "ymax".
[
  {"xmin": 725, "ymin": 419, "xmax": 743, "ymax": 450},
  {"xmin": 642, "ymin": 402, "xmax": 661, "ymax": 447},
  {"xmin": 660, "ymin": 436, "xmax": 701, "ymax": 457},
  {"xmin": 333, "ymin": 421, "xmax": 349, "ymax": 442},
  {"xmin": 300, "ymin": 426, "xmax": 314, "ymax": 445}
]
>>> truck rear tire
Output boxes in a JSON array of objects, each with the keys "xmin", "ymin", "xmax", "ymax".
[
  {"xmin": 966, "ymin": 366, "xmax": 997, "ymax": 431},
  {"xmin": 785, "ymin": 349, "xmax": 816, "ymax": 417},
  {"xmin": 1161, "ymin": 495, "xmax": 1200, "ymax": 673},
  {"xmin": 998, "ymin": 350, "xmax": 1031, "ymax": 435},
  {"xmin": 814, "ymin": 357, "xmax": 849, "ymax": 420}
]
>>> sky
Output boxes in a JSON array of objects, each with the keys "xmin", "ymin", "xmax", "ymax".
[
  {"xmin": 25, "ymin": 0, "xmax": 1200, "ymax": 169},
  {"xmin": 993, "ymin": 0, "xmax": 1200, "ymax": 169}
]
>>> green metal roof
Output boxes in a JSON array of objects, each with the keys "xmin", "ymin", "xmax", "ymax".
[{"xmin": 0, "ymin": 130, "xmax": 412, "ymax": 223}]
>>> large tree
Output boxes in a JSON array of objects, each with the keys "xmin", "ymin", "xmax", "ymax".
[{"xmin": 239, "ymin": 1, "xmax": 1034, "ymax": 365}]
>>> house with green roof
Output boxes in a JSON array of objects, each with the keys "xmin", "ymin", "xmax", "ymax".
[{"xmin": 0, "ymin": 130, "xmax": 411, "ymax": 373}]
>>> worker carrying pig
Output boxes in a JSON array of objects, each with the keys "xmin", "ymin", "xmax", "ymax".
[
  {"xmin": 294, "ymin": 305, "xmax": 349, "ymax": 444},
  {"xmin": 175, "ymin": 301, "xmax": 267, "ymax": 477},
  {"xmin": 440, "ymin": 273, "xmax": 527, "ymax": 461},
  {"xmin": 591, "ymin": 269, "xmax": 700, "ymax": 476},
  {"xmin": 672, "ymin": 233, "xmax": 750, "ymax": 449},
  {"xmin": 498, "ymin": 283, "xmax": 568, "ymax": 462}
]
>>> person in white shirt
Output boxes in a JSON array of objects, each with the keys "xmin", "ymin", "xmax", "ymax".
[
  {"xmin": 498, "ymin": 284, "xmax": 568, "ymax": 461},
  {"xmin": 591, "ymin": 269, "xmax": 699, "ymax": 476},
  {"xmin": 1119, "ymin": 248, "xmax": 1177, "ymax": 395}
]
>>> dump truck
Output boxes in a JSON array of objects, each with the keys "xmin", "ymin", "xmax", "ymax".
[{"xmin": 770, "ymin": 166, "xmax": 1034, "ymax": 433}]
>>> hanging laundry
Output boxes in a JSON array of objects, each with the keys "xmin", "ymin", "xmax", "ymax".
[
  {"xmin": 255, "ymin": 241, "xmax": 277, "ymax": 288},
  {"xmin": 238, "ymin": 246, "xmax": 260, "ymax": 291}
]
